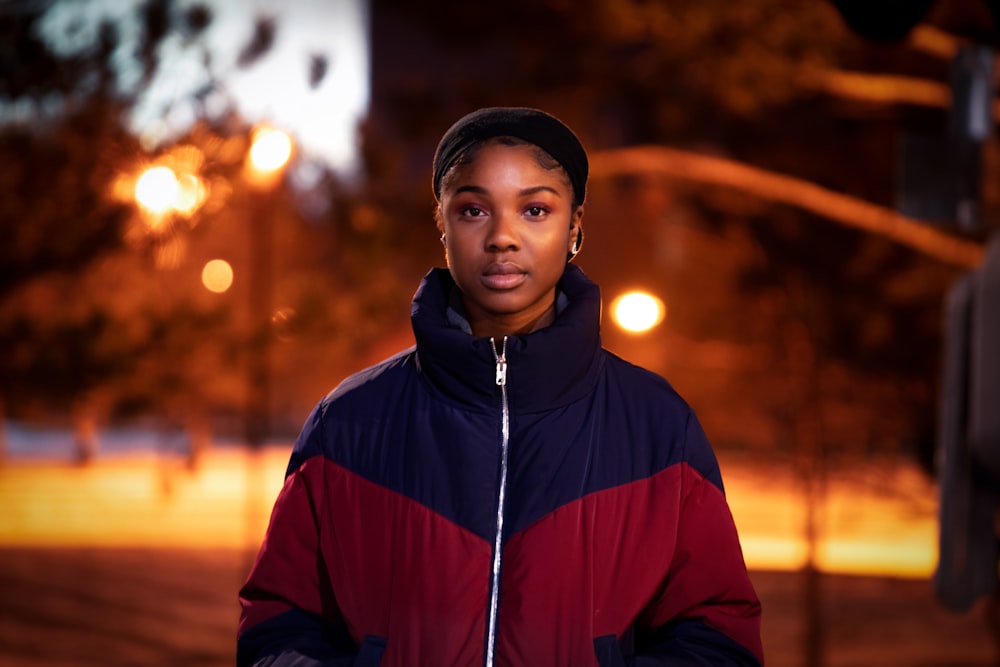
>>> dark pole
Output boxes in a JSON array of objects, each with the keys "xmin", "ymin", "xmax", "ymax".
[
  {"xmin": 240, "ymin": 127, "xmax": 291, "ymax": 574},
  {"xmin": 246, "ymin": 190, "xmax": 273, "ymax": 453},
  {"xmin": 242, "ymin": 126, "xmax": 292, "ymax": 452},
  {"xmin": 242, "ymin": 189, "xmax": 272, "ymax": 577},
  {"xmin": 784, "ymin": 277, "xmax": 825, "ymax": 667}
]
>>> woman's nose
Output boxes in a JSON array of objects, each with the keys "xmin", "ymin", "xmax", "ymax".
[{"xmin": 485, "ymin": 211, "xmax": 519, "ymax": 251}]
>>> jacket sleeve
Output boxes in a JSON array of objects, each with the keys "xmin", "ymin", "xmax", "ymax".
[
  {"xmin": 631, "ymin": 413, "xmax": 764, "ymax": 666},
  {"xmin": 238, "ymin": 405, "xmax": 372, "ymax": 667}
]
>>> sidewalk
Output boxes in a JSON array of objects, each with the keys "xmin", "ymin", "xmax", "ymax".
[{"xmin": 0, "ymin": 546, "xmax": 994, "ymax": 667}]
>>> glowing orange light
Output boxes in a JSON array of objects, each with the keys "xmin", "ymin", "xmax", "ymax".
[
  {"xmin": 201, "ymin": 259, "xmax": 234, "ymax": 293},
  {"xmin": 611, "ymin": 291, "xmax": 666, "ymax": 333},
  {"xmin": 134, "ymin": 166, "xmax": 179, "ymax": 215},
  {"xmin": 249, "ymin": 127, "xmax": 293, "ymax": 174},
  {"xmin": 174, "ymin": 173, "xmax": 207, "ymax": 215},
  {"xmin": 0, "ymin": 448, "xmax": 939, "ymax": 576}
]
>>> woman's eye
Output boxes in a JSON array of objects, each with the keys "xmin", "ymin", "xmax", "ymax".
[
  {"xmin": 526, "ymin": 206, "xmax": 547, "ymax": 217},
  {"xmin": 460, "ymin": 206, "xmax": 485, "ymax": 217}
]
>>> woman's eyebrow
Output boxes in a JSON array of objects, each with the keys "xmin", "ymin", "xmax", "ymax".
[
  {"xmin": 519, "ymin": 186, "xmax": 562, "ymax": 198},
  {"xmin": 452, "ymin": 185, "xmax": 563, "ymax": 197},
  {"xmin": 454, "ymin": 185, "xmax": 488, "ymax": 195}
]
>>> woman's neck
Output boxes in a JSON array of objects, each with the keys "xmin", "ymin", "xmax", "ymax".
[{"xmin": 469, "ymin": 302, "xmax": 557, "ymax": 339}]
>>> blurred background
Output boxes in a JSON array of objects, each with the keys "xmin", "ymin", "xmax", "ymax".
[{"xmin": 1, "ymin": 0, "xmax": 999, "ymax": 665}]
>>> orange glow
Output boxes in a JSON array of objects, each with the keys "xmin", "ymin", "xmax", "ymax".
[
  {"xmin": 249, "ymin": 127, "xmax": 293, "ymax": 174},
  {"xmin": 134, "ymin": 165, "xmax": 179, "ymax": 216},
  {"xmin": 0, "ymin": 449, "xmax": 940, "ymax": 579},
  {"xmin": 153, "ymin": 235, "xmax": 186, "ymax": 270},
  {"xmin": 133, "ymin": 161, "xmax": 207, "ymax": 221},
  {"xmin": 0, "ymin": 449, "xmax": 288, "ymax": 549},
  {"xmin": 171, "ymin": 143, "xmax": 206, "ymax": 174},
  {"xmin": 611, "ymin": 291, "xmax": 666, "ymax": 333},
  {"xmin": 271, "ymin": 307, "xmax": 299, "ymax": 341},
  {"xmin": 201, "ymin": 259, "xmax": 234, "ymax": 293},
  {"xmin": 174, "ymin": 173, "xmax": 207, "ymax": 215},
  {"xmin": 723, "ymin": 462, "xmax": 939, "ymax": 578}
]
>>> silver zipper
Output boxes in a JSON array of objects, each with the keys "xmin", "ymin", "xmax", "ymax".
[{"xmin": 485, "ymin": 335, "xmax": 509, "ymax": 667}]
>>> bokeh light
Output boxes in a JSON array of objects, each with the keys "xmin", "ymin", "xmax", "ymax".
[
  {"xmin": 611, "ymin": 291, "xmax": 666, "ymax": 333},
  {"xmin": 271, "ymin": 307, "xmax": 300, "ymax": 342},
  {"xmin": 249, "ymin": 127, "xmax": 293, "ymax": 174},
  {"xmin": 174, "ymin": 173, "xmax": 207, "ymax": 216},
  {"xmin": 201, "ymin": 259, "xmax": 234, "ymax": 293},
  {"xmin": 134, "ymin": 165, "xmax": 179, "ymax": 215}
]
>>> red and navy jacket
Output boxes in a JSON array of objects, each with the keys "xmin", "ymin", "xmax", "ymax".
[{"xmin": 238, "ymin": 265, "xmax": 763, "ymax": 667}]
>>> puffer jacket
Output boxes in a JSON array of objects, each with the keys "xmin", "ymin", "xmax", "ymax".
[{"xmin": 238, "ymin": 264, "xmax": 763, "ymax": 666}]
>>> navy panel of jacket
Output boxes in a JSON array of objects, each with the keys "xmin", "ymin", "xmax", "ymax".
[{"xmin": 238, "ymin": 264, "xmax": 763, "ymax": 666}]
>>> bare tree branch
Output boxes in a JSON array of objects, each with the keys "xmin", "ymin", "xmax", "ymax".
[
  {"xmin": 907, "ymin": 25, "xmax": 963, "ymax": 60},
  {"xmin": 590, "ymin": 145, "xmax": 985, "ymax": 268},
  {"xmin": 798, "ymin": 64, "xmax": 1000, "ymax": 123},
  {"xmin": 797, "ymin": 66, "xmax": 951, "ymax": 109},
  {"xmin": 795, "ymin": 27, "xmax": 1000, "ymax": 122}
]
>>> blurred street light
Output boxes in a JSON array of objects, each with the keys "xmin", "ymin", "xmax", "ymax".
[
  {"xmin": 134, "ymin": 166, "xmax": 180, "ymax": 217},
  {"xmin": 127, "ymin": 157, "xmax": 206, "ymax": 272},
  {"xmin": 174, "ymin": 173, "xmax": 207, "ymax": 216},
  {"xmin": 611, "ymin": 290, "xmax": 666, "ymax": 333},
  {"xmin": 201, "ymin": 259, "xmax": 234, "ymax": 294},
  {"xmin": 131, "ymin": 156, "xmax": 207, "ymax": 226},
  {"xmin": 246, "ymin": 127, "xmax": 294, "ymax": 188},
  {"xmin": 249, "ymin": 127, "xmax": 293, "ymax": 172}
]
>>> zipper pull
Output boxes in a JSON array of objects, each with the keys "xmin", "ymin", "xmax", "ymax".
[
  {"xmin": 495, "ymin": 358, "xmax": 507, "ymax": 386},
  {"xmin": 492, "ymin": 336, "xmax": 508, "ymax": 386}
]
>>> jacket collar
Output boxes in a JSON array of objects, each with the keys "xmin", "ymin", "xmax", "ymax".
[{"xmin": 411, "ymin": 264, "xmax": 604, "ymax": 414}]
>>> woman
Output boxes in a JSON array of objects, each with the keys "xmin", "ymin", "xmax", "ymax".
[{"xmin": 238, "ymin": 107, "xmax": 763, "ymax": 666}]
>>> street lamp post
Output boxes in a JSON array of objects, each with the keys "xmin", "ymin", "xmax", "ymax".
[
  {"xmin": 243, "ymin": 127, "xmax": 293, "ymax": 453},
  {"xmin": 240, "ymin": 126, "xmax": 292, "ymax": 572}
]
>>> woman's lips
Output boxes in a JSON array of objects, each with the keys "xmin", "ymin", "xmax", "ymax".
[{"xmin": 481, "ymin": 264, "xmax": 526, "ymax": 290}]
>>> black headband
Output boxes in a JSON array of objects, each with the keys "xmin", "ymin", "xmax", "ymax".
[{"xmin": 432, "ymin": 107, "xmax": 588, "ymax": 207}]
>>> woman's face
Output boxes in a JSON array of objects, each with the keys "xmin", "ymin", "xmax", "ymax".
[{"xmin": 438, "ymin": 142, "xmax": 582, "ymax": 338}]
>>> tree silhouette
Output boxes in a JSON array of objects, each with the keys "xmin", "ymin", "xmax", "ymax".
[{"xmin": 2, "ymin": 0, "xmax": 993, "ymax": 473}]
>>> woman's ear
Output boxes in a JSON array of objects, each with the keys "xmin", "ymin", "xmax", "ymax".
[
  {"xmin": 568, "ymin": 209, "xmax": 584, "ymax": 261},
  {"xmin": 434, "ymin": 205, "xmax": 444, "ymax": 235},
  {"xmin": 435, "ymin": 207, "xmax": 446, "ymax": 247},
  {"xmin": 435, "ymin": 208, "xmax": 449, "ymax": 262}
]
